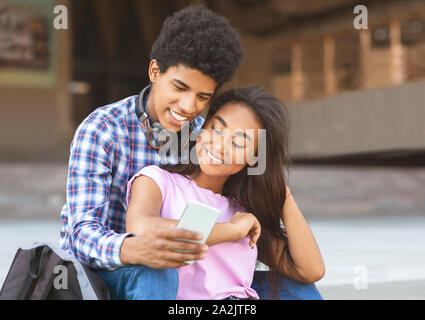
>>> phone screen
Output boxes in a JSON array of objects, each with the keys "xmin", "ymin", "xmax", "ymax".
[{"xmin": 175, "ymin": 201, "xmax": 220, "ymax": 264}]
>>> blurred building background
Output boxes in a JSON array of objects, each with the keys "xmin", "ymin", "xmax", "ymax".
[
  {"xmin": 1, "ymin": 0, "xmax": 425, "ymax": 299},
  {"xmin": 1, "ymin": 0, "xmax": 425, "ymax": 163}
]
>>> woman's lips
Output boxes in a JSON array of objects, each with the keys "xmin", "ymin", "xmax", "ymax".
[{"xmin": 203, "ymin": 147, "xmax": 224, "ymax": 164}]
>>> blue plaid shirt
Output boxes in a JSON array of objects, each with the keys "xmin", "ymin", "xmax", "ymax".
[{"xmin": 59, "ymin": 90, "xmax": 205, "ymax": 269}]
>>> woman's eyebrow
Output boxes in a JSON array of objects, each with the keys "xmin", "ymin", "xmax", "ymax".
[
  {"xmin": 214, "ymin": 117, "xmax": 252, "ymax": 142},
  {"xmin": 214, "ymin": 116, "xmax": 227, "ymax": 127}
]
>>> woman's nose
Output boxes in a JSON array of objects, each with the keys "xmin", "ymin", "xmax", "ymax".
[{"xmin": 212, "ymin": 131, "xmax": 229, "ymax": 157}]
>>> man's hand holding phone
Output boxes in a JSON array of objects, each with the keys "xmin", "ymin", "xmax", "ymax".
[
  {"xmin": 120, "ymin": 216, "xmax": 208, "ymax": 269},
  {"xmin": 121, "ymin": 203, "xmax": 261, "ymax": 269},
  {"xmin": 174, "ymin": 201, "xmax": 220, "ymax": 264}
]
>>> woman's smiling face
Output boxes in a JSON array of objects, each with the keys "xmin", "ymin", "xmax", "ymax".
[{"xmin": 196, "ymin": 102, "xmax": 263, "ymax": 177}]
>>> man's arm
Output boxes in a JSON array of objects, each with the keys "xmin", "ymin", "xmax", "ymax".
[{"xmin": 66, "ymin": 117, "xmax": 133, "ymax": 269}]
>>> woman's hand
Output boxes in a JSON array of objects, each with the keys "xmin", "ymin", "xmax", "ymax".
[{"xmin": 228, "ymin": 212, "xmax": 261, "ymax": 248}]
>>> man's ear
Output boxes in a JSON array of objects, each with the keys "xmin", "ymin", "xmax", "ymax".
[{"xmin": 148, "ymin": 59, "xmax": 160, "ymax": 83}]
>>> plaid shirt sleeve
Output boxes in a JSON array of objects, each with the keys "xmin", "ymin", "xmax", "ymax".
[{"xmin": 66, "ymin": 114, "xmax": 133, "ymax": 269}]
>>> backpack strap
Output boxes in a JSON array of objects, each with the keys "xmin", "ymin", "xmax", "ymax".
[
  {"xmin": 13, "ymin": 249, "xmax": 37, "ymax": 300},
  {"xmin": 12, "ymin": 246, "xmax": 51, "ymax": 300},
  {"xmin": 28, "ymin": 246, "xmax": 51, "ymax": 279},
  {"xmin": 29, "ymin": 248, "xmax": 66, "ymax": 300}
]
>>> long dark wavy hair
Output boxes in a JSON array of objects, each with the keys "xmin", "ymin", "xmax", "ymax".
[{"xmin": 162, "ymin": 85, "xmax": 300, "ymax": 296}]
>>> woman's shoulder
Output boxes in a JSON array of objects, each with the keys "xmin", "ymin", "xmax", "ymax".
[
  {"xmin": 127, "ymin": 165, "xmax": 180, "ymax": 203},
  {"xmin": 140, "ymin": 165, "xmax": 188, "ymax": 185},
  {"xmin": 137, "ymin": 165, "xmax": 173, "ymax": 182},
  {"xmin": 140, "ymin": 164, "xmax": 165, "ymax": 174}
]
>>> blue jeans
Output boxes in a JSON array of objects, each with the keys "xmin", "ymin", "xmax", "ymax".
[
  {"xmin": 95, "ymin": 265, "xmax": 179, "ymax": 300},
  {"xmin": 251, "ymin": 271, "xmax": 323, "ymax": 300},
  {"xmin": 95, "ymin": 265, "xmax": 323, "ymax": 300}
]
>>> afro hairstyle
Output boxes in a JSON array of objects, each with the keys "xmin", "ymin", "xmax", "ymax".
[{"xmin": 149, "ymin": 5, "xmax": 243, "ymax": 87}]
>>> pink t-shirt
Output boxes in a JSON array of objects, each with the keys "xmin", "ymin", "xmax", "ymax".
[{"xmin": 126, "ymin": 165, "xmax": 259, "ymax": 300}]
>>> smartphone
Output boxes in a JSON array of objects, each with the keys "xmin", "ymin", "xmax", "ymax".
[{"xmin": 174, "ymin": 201, "xmax": 221, "ymax": 264}]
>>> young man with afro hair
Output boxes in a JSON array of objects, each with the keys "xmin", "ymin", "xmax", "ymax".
[
  {"xmin": 59, "ymin": 5, "xmax": 322, "ymax": 300},
  {"xmin": 59, "ymin": 5, "xmax": 243, "ymax": 299}
]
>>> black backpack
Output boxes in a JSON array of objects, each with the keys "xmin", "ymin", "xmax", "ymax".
[{"xmin": 0, "ymin": 243, "xmax": 111, "ymax": 300}]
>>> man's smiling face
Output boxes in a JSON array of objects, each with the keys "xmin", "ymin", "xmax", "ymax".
[{"xmin": 147, "ymin": 60, "xmax": 217, "ymax": 132}]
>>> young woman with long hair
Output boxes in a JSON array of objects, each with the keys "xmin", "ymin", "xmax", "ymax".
[{"xmin": 124, "ymin": 85, "xmax": 325, "ymax": 299}]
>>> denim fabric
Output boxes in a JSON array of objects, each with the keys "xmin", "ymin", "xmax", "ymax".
[
  {"xmin": 251, "ymin": 271, "xmax": 323, "ymax": 300},
  {"xmin": 95, "ymin": 265, "xmax": 178, "ymax": 300},
  {"xmin": 95, "ymin": 266, "xmax": 322, "ymax": 300}
]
